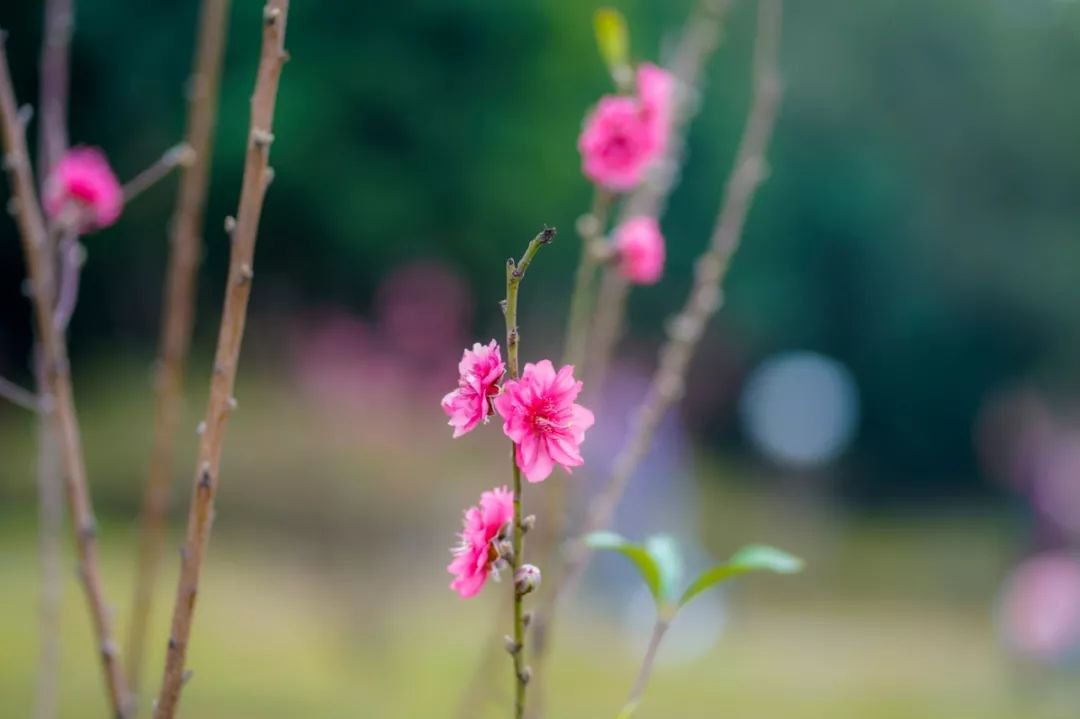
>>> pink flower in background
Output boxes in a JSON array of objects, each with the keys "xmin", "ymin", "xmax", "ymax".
[
  {"xmin": 441, "ymin": 340, "xmax": 505, "ymax": 437},
  {"xmin": 448, "ymin": 486, "xmax": 515, "ymax": 598},
  {"xmin": 613, "ymin": 216, "xmax": 665, "ymax": 285},
  {"xmin": 43, "ymin": 147, "xmax": 123, "ymax": 231},
  {"xmin": 578, "ymin": 96, "xmax": 656, "ymax": 192},
  {"xmin": 637, "ymin": 63, "xmax": 675, "ymax": 155},
  {"xmin": 494, "ymin": 360, "xmax": 595, "ymax": 483}
]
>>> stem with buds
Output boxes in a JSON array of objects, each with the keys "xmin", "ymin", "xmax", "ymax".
[
  {"xmin": 153, "ymin": 3, "xmax": 289, "ymax": 716},
  {"xmin": 0, "ymin": 31, "xmax": 133, "ymax": 719},
  {"xmin": 503, "ymin": 226, "xmax": 555, "ymax": 719},
  {"xmin": 128, "ymin": 0, "xmax": 232, "ymax": 694}
]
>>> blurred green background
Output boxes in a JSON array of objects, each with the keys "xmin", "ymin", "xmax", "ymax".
[{"xmin": 4, "ymin": 0, "xmax": 1080, "ymax": 717}]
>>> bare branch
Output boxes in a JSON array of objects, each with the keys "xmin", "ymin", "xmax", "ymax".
[
  {"xmin": 0, "ymin": 374, "xmax": 41, "ymax": 412},
  {"xmin": 128, "ymin": 0, "xmax": 232, "ymax": 692},
  {"xmin": 37, "ymin": 0, "xmax": 72, "ymax": 194},
  {"xmin": 153, "ymin": 3, "xmax": 290, "ymax": 716},
  {"xmin": 0, "ymin": 30, "xmax": 132, "ymax": 719},
  {"xmin": 121, "ymin": 142, "xmax": 194, "ymax": 205}
]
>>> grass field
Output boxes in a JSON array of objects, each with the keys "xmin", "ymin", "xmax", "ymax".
[{"xmin": 0, "ymin": 511, "xmax": 1075, "ymax": 719}]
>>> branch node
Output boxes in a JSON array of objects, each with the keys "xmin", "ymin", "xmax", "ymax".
[
  {"xmin": 251, "ymin": 128, "xmax": 275, "ymax": 148},
  {"xmin": 198, "ymin": 463, "xmax": 212, "ymax": 491},
  {"xmin": 79, "ymin": 518, "xmax": 98, "ymax": 540}
]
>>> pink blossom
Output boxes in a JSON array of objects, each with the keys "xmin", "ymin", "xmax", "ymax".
[
  {"xmin": 494, "ymin": 360, "xmax": 595, "ymax": 483},
  {"xmin": 636, "ymin": 63, "xmax": 675, "ymax": 155},
  {"xmin": 613, "ymin": 216, "xmax": 665, "ymax": 285},
  {"xmin": 43, "ymin": 147, "xmax": 123, "ymax": 231},
  {"xmin": 577, "ymin": 96, "xmax": 656, "ymax": 192},
  {"xmin": 448, "ymin": 486, "xmax": 515, "ymax": 598},
  {"xmin": 441, "ymin": 340, "xmax": 505, "ymax": 437}
]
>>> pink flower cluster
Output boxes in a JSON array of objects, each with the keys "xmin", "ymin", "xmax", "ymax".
[
  {"xmin": 443, "ymin": 343, "xmax": 594, "ymax": 597},
  {"xmin": 44, "ymin": 147, "xmax": 123, "ymax": 232},
  {"xmin": 578, "ymin": 63, "xmax": 674, "ymax": 192}
]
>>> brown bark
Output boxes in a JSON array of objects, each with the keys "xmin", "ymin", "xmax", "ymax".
[
  {"xmin": 128, "ymin": 0, "xmax": 232, "ymax": 693},
  {"xmin": 152, "ymin": 3, "xmax": 289, "ymax": 716},
  {"xmin": 0, "ymin": 33, "xmax": 132, "ymax": 719}
]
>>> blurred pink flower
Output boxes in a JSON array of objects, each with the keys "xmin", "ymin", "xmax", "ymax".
[
  {"xmin": 613, "ymin": 216, "xmax": 665, "ymax": 284},
  {"xmin": 44, "ymin": 146, "xmax": 123, "ymax": 231},
  {"xmin": 441, "ymin": 340, "xmax": 505, "ymax": 438},
  {"xmin": 1000, "ymin": 552, "xmax": 1080, "ymax": 662},
  {"xmin": 494, "ymin": 360, "xmax": 595, "ymax": 483},
  {"xmin": 637, "ymin": 63, "xmax": 675, "ymax": 155},
  {"xmin": 578, "ymin": 96, "xmax": 656, "ymax": 192},
  {"xmin": 448, "ymin": 486, "xmax": 515, "ymax": 598}
]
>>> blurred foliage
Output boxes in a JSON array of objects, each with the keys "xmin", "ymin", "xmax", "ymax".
[{"xmin": 3, "ymin": 0, "xmax": 1080, "ymax": 502}]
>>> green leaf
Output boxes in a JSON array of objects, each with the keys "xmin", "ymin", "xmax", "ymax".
[
  {"xmin": 593, "ymin": 8, "xmax": 629, "ymax": 74},
  {"xmin": 678, "ymin": 545, "xmax": 803, "ymax": 608},
  {"xmin": 644, "ymin": 534, "xmax": 683, "ymax": 603},
  {"xmin": 584, "ymin": 531, "xmax": 663, "ymax": 603}
]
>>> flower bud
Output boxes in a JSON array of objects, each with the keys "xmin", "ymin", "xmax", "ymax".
[
  {"xmin": 514, "ymin": 564, "xmax": 541, "ymax": 596},
  {"xmin": 521, "ymin": 515, "xmax": 536, "ymax": 534},
  {"xmin": 495, "ymin": 539, "xmax": 514, "ymax": 562}
]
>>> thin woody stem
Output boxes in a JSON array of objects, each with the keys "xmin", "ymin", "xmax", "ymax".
[
  {"xmin": 616, "ymin": 618, "xmax": 670, "ymax": 719},
  {"xmin": 503, "ymin": 226, "xmax": 555, "ymax": 719},
  {"xmin": 0, "ymin": 31, "xmax": 133, "ymax": 719},
  {"xmin": 128, "ymin": 0, "xmax": 232, "ymax": 694},
  {"xmin": 0, "ymin": 374, "xmax": 41, "ymax": 412},
  {"xmin": 540, "ymin": 0, "xmax": 784, "ymax": 677},
  {"xmin": 33, "ymin": 398, "xmax": 63, "ymax": 719},
  {"xmin": 52, "ymin": 230, "xmax": 82, "ymax": 332},
  {"xmin": 153, "ymin": 3, "xmax": 289, "ymax": 716},
  {"xmin": 122, "ymin": 142, "xmax": 193, "ymax": 205},
  {"xmin": 36, "ymin": 6, "xmax": 72, "ymax": 715},
  {"xmin": 37, "ymin": 0, "xmax": 71, "ymax": 195},
  {"xmin": 562, "ymin": 188, "xmax": 613, "ymax": 371}
]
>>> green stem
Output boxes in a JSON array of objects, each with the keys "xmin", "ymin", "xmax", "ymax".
[
  {"xmin": 504, "ymin": 226, "xmax": 555, "ymax": 719},
  {"xmin": 617, "ymin": 618, "xmax": 670, "ymax": 719}
]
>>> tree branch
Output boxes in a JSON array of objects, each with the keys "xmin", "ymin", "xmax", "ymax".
[
  {"xmin": 0, "ymin": 30, "xmax": 132, "ymax": 719},
  {"xmin": 37, "ymin": 0, "xmax": 72, "ymax": 194},
  {"xmin": 0, "ymin": 374, "xmax": 41, "ymax": 412},
  {"xmin": 128, "ymin": 0, "xmax": 232, "ymax": 694},
  {"xmin": 121, "ymin": 142, "xmax": 193, "ymax": 205},
  {"xmin": 153, "ymin": 3, "xmax": 289, "ymax": 716}
]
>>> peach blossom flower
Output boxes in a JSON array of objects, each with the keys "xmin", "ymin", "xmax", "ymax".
[
  {"xmin": 448, "ymin": 486, "xmax": 515, "ymax": 598},
  {"xmin": 613, "ymin": 216, "xmax": 665, "ymax": 285},
  {"xmin": 441, "ymin": 340, "xmax": 505, "ymax": 437},
  {"xmin": 44, "ymin": 147, "xmax": 123, "ymax": 231},
  {"xmin": 578, "ymin": 96, "xmax": 656, "ymax": 192},
  {"xmin": 494, "ymin": 360, "xmax": 595, "ymax": 483}
]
